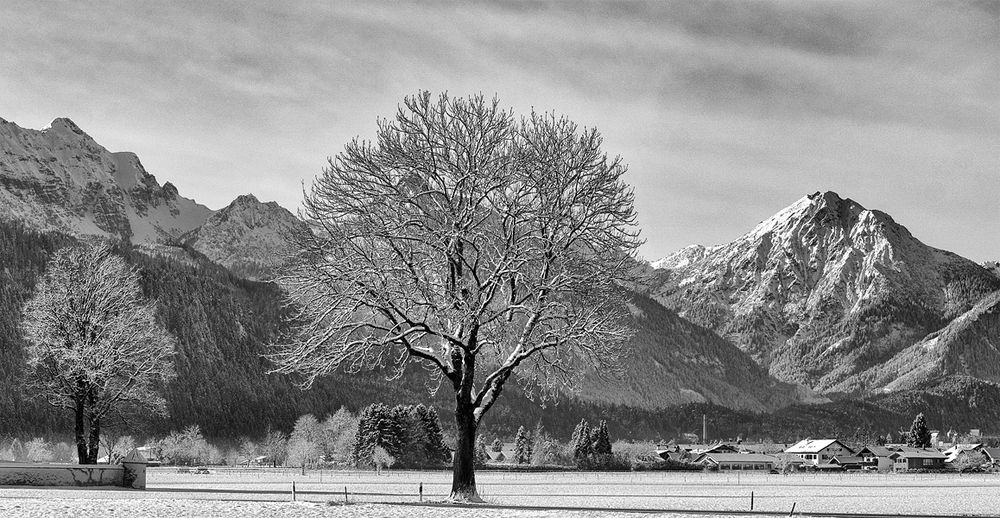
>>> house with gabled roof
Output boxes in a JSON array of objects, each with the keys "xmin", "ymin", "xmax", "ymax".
[
  {"xmin": 857, "ymin": 445, "xmax": 894, "ymax": 472},
  {"xmin": 671, "ymin": 443, "xmax": 739, "ymax": 455},
  {"xmin": 890, "ymin": 447, "xmax": 947, "ymax": 472},
  {"xmin": 942, "ymin": 443, "xmax": 983, "ymax": 466},
  {"xmin": 784, "ymin": 439, "xmax": 854, "ymax": 466}
]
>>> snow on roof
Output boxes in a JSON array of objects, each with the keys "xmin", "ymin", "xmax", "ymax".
[
  {"xmin": 859, "ymin": 445, "xmax": 894, "ymax": 457},
  {"xmin": 891, "ymin": 449, "xmax": 946, "ymax": 459},
  {"xmin": 784, "ymin": 439, "xmax": 846, "ymax": 453}
]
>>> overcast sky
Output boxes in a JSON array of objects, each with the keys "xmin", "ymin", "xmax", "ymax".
[{"xmin": 2, "ymin": 1, "xmax": 997, "ymax": 261}]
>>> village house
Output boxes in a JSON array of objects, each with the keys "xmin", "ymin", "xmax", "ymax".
[
  {"xmin": 942, "ymin": 443, "xmax": 983, "ymax": 468},
  {"xmin": 784, "ymin": 439, "xmax": 854, "ymax": 466},
  {"xmin": 657, "ymin": 442, "xmax": 738, "ymax": 462},
  {"xmin": 694, "ymin": 453, "xmax": 778, "ymax": 471},
  {"xmin": 890, "ymin": 447, "xmax": 947, "ymax": 472},
  {"xmin": 857, "ymin": 445, "xmax": 895, "ymax": 472}
]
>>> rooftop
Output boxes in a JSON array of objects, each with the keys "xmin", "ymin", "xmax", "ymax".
[{"xmin": 785, "ymin": 439, "xmax": 848, "ymax": 454}]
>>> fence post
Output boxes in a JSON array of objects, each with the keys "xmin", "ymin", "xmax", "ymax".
[
  {"xmin": 789, "ymin": 502, "xmax": 796, "ymax": 516},
  {"xmin": 344, "ymin": 485, "xmax": 348, "ymax": 504},
  {"xmin": 751, "ymin": 491, "xmax": 754, "ymax": 510},
  {"xmin": 292, "ymin": 481, "xmax": 296, "ymax": 502},
  {"xmin": 419, "ymin": 482, "xmax": 423, "ymax": 502}
]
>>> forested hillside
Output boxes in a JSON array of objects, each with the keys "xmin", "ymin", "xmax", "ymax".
[{"xmin": 3, "ymin": 219, "xmax": 996, "ymax": 444}]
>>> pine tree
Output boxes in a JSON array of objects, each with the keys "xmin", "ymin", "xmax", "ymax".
[
  {"xmin": 908, "ymin": 413, "xmax": 931, "ymax": 448},
  {"xmin": 353, "ymin": 403, "xmax": 402, "ymax": 467},
  {"xmin": 571, "ymin": 419, "xmax": 592, "ymax": 463},
  {"xmin": 391, "ymin": 404, "xmax": 422, "ymax": 467},
  {"xmin": 593, "ymin": 420, "xmax": 612, "ymax": 455},
  {"xmin": 421, "ymin": 406, "xmax": 449, "ymax": 466},
  {"xmin": 514, "ymin": 426, "xmax": 531, "ymax": 464}
]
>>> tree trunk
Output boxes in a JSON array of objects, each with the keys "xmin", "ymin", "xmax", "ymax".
[
  {"xmin": 74, "ymin": 399, "xmax": 88, "ymax": 464},
  {"xmin": 87, "ymin": 414, "xmax": 101, "ymax": 464},
  {"xmin": 449, "ymin": 399, "xmax": 482, "ymax": 502}
]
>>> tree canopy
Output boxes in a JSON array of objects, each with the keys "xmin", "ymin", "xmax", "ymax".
[
  {"xmin": 21, "ymin": 243, "xmax": 175, "ymax": 463},
  {"xmin": 271, "ymin": 91, "xmax": 642, "ymax": 501}
]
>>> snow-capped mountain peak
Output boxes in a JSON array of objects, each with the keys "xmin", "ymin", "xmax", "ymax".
[
  {"xmin": 182, "ymin": 193, "xmax": 308, "ymax": 279},
  {"xmin": 648, "ymin": 191, "xmax": 1000, "ymax": 394},
  {"xmin": 0, "ymin": 116, "xmax": 213, "ymax": 242}
]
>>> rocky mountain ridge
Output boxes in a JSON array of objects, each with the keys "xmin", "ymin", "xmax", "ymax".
[
  {"xmin": 181, "ymin": 194, "xmax": 309, "ymax": 279},
  {"xmin": 0, "ymin": 117, "xmax": 212, "ymax": 243},
  {"xmin": 648, "ymin": 191, "xmax": 999, "ymax": 395},
  {"xmin": 0, "ymin": 117, "xmax": 304, "ymax": 280}
]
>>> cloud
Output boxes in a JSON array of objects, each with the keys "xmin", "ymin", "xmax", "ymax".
[{"xmin": 1, "ymin": 0, "xmax": 996, "ymax": 261}]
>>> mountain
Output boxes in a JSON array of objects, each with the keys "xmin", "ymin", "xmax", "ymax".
[
  {"xmin": 575, "ymin": 293, "xmax": 824, "ymax": 412},
  {"xmin": 181, "ymin": 194, "xmax": 309, "ymax": 280},
  {"xmin": 985, "ymin": 261, "xmax": 1000, "ymax": 280},
  {"xmin": 0, "ymin": 117, "xmax": 212, "ymax": 243},
  {"xmin": 858, "ymin": 290, "xmax": 1000, "ymax": 393},
  {"xmin": 0, "ymin": 117, "xmax": 820, "ymax": 442},
  {"xmin": 647, "ymin": 191, "xmax": 1000, "ymax": 395}
]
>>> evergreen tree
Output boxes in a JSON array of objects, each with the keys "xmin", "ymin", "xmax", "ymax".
[
  {"xmin": 593, "ymin": 420, "xmax": 612, "ymax": 455},
  {"xmin": 391, "ymin": 404, "xmax": 421, "ymax": 467},
  {"xmin": 421, "ymin": 406, "xmax": 449, "ymax": 466},
  {"xmin": 514, "ymin": 426, "xmax": 531, "ymax": 464},
  {"xmin": 571, "ymin": 419, "xmax": 592, "ymax": 463},
  {"xmin": 908, "ymin": 413, "xmax": 931, "ymax": 448},
  {"xmin": 353, "ymin": 403, "xmax": 402, "ymax": 467}
]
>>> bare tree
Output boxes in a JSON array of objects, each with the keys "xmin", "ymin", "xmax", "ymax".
[
  {"xmin": 270, "ymin": 92, "xmax": 641, "ymax": 501},
  {"xmin": 21, "ymin": 244, "xmax": 175, "ymax": 464}
]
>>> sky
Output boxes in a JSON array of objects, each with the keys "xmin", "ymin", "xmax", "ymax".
[{"xmin": 1, "ymin": 1, "xmax": 997, "ymax": 262}]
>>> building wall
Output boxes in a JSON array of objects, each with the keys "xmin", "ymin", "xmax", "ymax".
[
  {"xmin": 717, "ymin": 461, "xmax": 773, "ymax": 470},
  {"xmin": 797, "ymin": 443, "xmax": 851, "ymax": 465}
]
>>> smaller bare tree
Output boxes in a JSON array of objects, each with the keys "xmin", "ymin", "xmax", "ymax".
[{"xmin": 21, "ymin": 244, "xmax": 175, "ymax": 464}]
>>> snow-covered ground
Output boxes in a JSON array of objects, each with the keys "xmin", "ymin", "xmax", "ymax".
[
  {"xmin": 2, "ymin": 470, "xmax": 999, "ymax": 517},
  {"xmin": 0, "ymin": 499, "xmax": 683, "ymax": 518}
]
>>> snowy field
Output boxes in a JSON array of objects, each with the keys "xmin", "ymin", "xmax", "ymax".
[{"xmin": 2, "ymin": 469, "xmax": 1000, "ymax": 517}]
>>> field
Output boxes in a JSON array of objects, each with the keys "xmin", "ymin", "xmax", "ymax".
[{"xmin": 2, "ymin": 468, "xmax": 1000, "ymax": 517}]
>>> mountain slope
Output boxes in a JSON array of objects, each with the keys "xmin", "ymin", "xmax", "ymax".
[
  {"xmin": 575, "ymin": 293, "xmax": 823, "ymax": 412},
  {"xmin": 0, "ymin": 220, "xmax": 810, "ymax": 441},
  {"xmin": 0, "ymin": 117, "xmax": 212, "ymax": 243},
  {"xmin": 648, "ymin": 191, "xmax": 1000, "ymax": 394},
  {"xmin": 857, "ymin": 290, "xmax": 1000, "ymax": 392},
  {"xmin": 182, "ymin": 194, "xmax": 308, "ymax": 280}
]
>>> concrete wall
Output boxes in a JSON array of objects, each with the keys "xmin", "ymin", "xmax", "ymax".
[{"xmin": 0, "ymin": 462, "xmax": 146, "ymax": 489}]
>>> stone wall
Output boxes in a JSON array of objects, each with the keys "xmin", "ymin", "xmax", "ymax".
[{"xmin": 0, "ymin": 462, "xmax": 146, "ymax": 489}]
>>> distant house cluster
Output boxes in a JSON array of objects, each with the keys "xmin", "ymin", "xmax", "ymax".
[{"xmin": 656, "ymin": 437, "xmax": 1000, "ymax": 473}]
